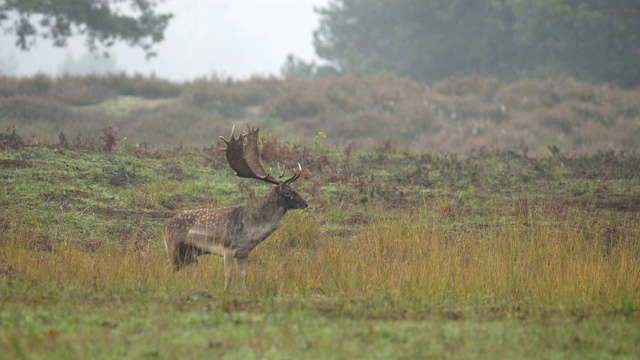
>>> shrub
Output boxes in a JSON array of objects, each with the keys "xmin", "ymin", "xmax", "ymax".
[
  {"xmin": 104, "ymin": 73, "xmax": 181, "ymax": 99},
  {"xmin": 0, "ymin": 125, "xmax": 24, "ymax": 150},
  {"xmin": 16, "ymin": 73, "xmax": 53, "ymax": 97},
  {"xmin": 181, "ymin": 76, "xmax": 282, "ymax": 117},
  {"xmin": 52, "ymin": 74, "xmax": 116, "ymax": 106},
  {"xmin": 181, "ymin": 78, "xmax": 245, "ymax": 117},
  {"xmin": 501, "ymin": 78, "xmax": 563, "ymax": 111},
  {"xmin": 0, "ymin": 75, "xmax": 20, "ymax": 97},
  {"xmin": 432, "ymin": 76, "xmax": 501, "ymax": 102},
  {"xmin": 264, "ymin": 92, "xmax": 325, "ymax": 121},
  {"xmin": 122, "ymin": 102, "xmax": 228, "ymax": 147},
  {"xmin": 0, "ymin": 96, "xmax": 73, "ymax": 123},
  {"xmin": 100, "ymin": 126, "xmax": 119, "ymax": 152}
]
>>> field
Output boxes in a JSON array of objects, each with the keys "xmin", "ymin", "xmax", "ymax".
[{"xmin": 1, "ymin": 74, "xmax": 640, "ymax": 358}]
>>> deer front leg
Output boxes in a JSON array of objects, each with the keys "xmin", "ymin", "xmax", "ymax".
[
  {"xmin": 223, "ymin": 251, "xmax": 234, "ymax": 291},
  {"xmin": 238, "ymin": 256, "xmax": 248, "ymax": 290}
]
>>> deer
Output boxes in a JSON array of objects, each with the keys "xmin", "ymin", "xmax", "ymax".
[{"xmin": 164, "ymin": 125, "xmax": 308, "ymax": 291}]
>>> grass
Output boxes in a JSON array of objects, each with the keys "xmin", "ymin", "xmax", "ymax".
[
  {"xmin": 1, "ymin": 142, "xmax": 640, "ymax": 358},
  {"xmin": 2, "ymin": 73, "xmax": 640, "ymax": 357}
]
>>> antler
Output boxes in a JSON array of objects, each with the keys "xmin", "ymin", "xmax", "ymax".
[{"xmin": 220, "ymin": 125, "xmax": 302, "ymax": 186}]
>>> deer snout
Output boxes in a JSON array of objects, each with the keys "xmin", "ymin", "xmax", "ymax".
[{"xmin": 293, "ymin": 199, "xmax": 308, "ymax": 210}]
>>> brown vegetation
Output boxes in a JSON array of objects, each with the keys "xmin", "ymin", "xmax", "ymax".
[{"xmin": 1, "ymin": 73, "xmax": 639, "ymax": 155}]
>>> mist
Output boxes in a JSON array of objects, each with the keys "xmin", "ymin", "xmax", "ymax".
[{"xmin": 0, "ymin": 0, "xmax": 329, "ymax": 81}]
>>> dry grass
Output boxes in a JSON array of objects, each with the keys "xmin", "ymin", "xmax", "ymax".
[{"xmin": 3, "ymin": 204, "xmax": 637, "ymax": 312}]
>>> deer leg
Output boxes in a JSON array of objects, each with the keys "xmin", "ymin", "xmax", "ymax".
[
  {"xmin": 223, "ymin": 251, "xmax": 234, "ymax": 291},
  {"xmin": 237, "ymin": 256, "xmax": 248, "ymax": 290}
]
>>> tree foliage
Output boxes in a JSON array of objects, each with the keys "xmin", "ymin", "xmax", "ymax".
[
  {"xmin": 57, "ymin": 52, "xmax": 119, "ymax": 75},
  {"xmin": 314, "ymin": 0, "xmax": 640, "ymax": 87},
  {"xmin": 0, "ymin": 0, "xmax": 172, "ymax": 59}
]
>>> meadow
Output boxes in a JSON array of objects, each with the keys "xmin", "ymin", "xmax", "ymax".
[{"xmin": 1, "ymin": 74, "xmax": 640, "ymax": 358}]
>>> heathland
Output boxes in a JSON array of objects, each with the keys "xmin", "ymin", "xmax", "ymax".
[{"xmin": 1, "ymin": 74, "xmax": 639, "ymax": 358}]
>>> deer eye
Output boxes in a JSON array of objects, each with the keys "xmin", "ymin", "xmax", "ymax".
[{"xmin": 284, "ymin": 190, "xmax": 291, "ymax": 197}]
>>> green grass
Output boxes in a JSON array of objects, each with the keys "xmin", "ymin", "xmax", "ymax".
[
  {"xmin": 2, "ymin": 297, "xmax": 638, "ymax": 359},
  {"xmin": 1, "ymin": 144, "xmax": 640, "ymax": 358},
  {"xmin": 80, "ymin": 95, "xmax": 171, "ymax": 117}
]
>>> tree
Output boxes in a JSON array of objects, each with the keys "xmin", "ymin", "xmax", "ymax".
[
  {"xmin": 57, "ymin": 51, "xmax": 119, "ymax": 75},
  {"xmin": 510, "ymin": 0, "xmax": 640, "ymax": 87},
  {"xmin": 280, "ymin": 54, "xmax": 340, "ymax": 79},
  {"xmin": 0, "ymin": 0, "xmax": 172, "ymax": 59},
  {"xmin": 314, "ymin": 1, "xmax": 525, "ymax": 82},
  {"xmin": 0, "ymin": 51, "xmax": 18, "ymax": 75},
  {"xmin": 314, "ymin": 0, "xmax": 640, "ymax": 87}
]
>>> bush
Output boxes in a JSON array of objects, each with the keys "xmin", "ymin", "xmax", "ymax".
[
  {"xmin": 181, "ymin": 78, "xmax": 245, "ymax": 117},
  {"xmin": 0, "ymin": 96, "xmax": 73, "ymax": 123},
  {"xmin": 264, "ymin": 92, "xmax": 325, "ymax": 121},
  {"xmin": 432, "ymin": 76, "xmax": 501, "ymax": 102},
  {"xmin": 181, "ymin": 76, "xmax": 282, "ymax": 117},
  {"xmin": 0, "ymin": 76, "xmax": 20, "ymax": 98},
  {"xmin": 122, "ymin": 102, "xmax": 228, "ymax": 147},
  {"xmin": 52, "ymin": 75, "xmax": 116, "ymax": 106},
  {"xmin": 104, "ymin": 73, "xmax": 181, "ymax": 99},
  {"xmin": 17, "ymin": 73, "xmax": 53, "ymax": 97},
  {"xmin": 501, "ymin": 78, "xmax": 563, "ymax": 111},
  {"xmin": 0, "ymin": 125, "xmax": 24, "ymax": 150}
]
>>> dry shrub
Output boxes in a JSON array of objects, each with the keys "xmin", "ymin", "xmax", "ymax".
[
  {"xmin": 428, "ymin": 95, "xmax": 508, "ymax": 123},
  {"xmin": 532, "ymin": 103, "xmax": 578, "ymax": 135},
  {"xmin": 262, "ymin": 73, "xmax": 435, "ymax": 144},
  {"xmin": 104, "ymin": 73, "xmax": 181, "ymax": 99},
  {"xmin": 182, "ymin": 76, "xmax": 281, "ymax": 117},
  {"xmin": 232, "ymin": 75, "xmax": 282, "ymax": 105},
  {"xmin": 432, "ymin": 76, "xmax": 501, "ymax": 102},
  {"xmin": 570, "ymin": 102, "xmax": 617, "ymax": 125},
  {"xmin": 100, "ymin": 126, "xmax": 119, "ymax": 152},
  {"xmin": 0, "ymin": 75, "xmax": 20, "ymax": 97},
  {"xmin": 52, "ymin": 74, "xmax": 116, "ymax": 106},
  {"xmin": 258, "ymin": 130, "xmax": 300, "ymax": 163},
  {"xmin": 16, "ymin": 73, "xmax": 53, "ymax": 97},
  {"xmin": 265, "ymin": 94, "xmax": 325, "ymax": 121},
  {"xmin": 502, "ymin": 78, "xmax": 619, "ymax": 112},
  {"xmin": 0, "ymin": 96, "xmax": 73, "ymax": 123},
  {"xmin": 600, "ymin": 87, "xmax": 640, "ymax": 119},
  {"xmin": 262, "ymin": 74, "xmax": 379, "ymax": 121},
  {"xmin": 124, "ymin": 102, "xmax": 228, "ymax": 148},
  {"xmin": 0, "ymin": 125, "xmax": 24, "ymax": 150},
  {"xmin": 1, "ymin": 73, "xmax": 638, "ymax": 155},
  {"xmin": 501, "ymin": 78, "xmax": 563, "ymax": 111},
  {"xmin": 182, "ymin": 78, "xmax": 245, "ymax": 117}
]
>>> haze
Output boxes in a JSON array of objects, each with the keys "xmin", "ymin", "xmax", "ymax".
[{"xmin": 0, "ymin": 0, "xmax": 329, "ymax": 81}]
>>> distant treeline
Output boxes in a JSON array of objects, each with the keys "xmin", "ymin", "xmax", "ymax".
[{"xmin": 306, "ymin": 0, "xmax": 640, "ymax": 87}]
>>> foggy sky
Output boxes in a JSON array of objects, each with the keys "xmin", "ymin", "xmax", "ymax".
[{"xmin": 0, "ymin": 0, "xmax": 329, "ymax": 81}]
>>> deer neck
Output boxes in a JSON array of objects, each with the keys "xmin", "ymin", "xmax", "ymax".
[{"xmin": 248, "ymin": 194, "xmax": 287, "ymax": 224}]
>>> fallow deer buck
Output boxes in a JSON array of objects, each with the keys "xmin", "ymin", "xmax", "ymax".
[{"xmin": 164, "ymin": 125, "xmax": 308, "ymax": 291}]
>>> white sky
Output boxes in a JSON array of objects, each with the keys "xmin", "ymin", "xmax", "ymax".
[{"xmin": 0, "ymin": 0, "xmax": 330, "ymax": 81}]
